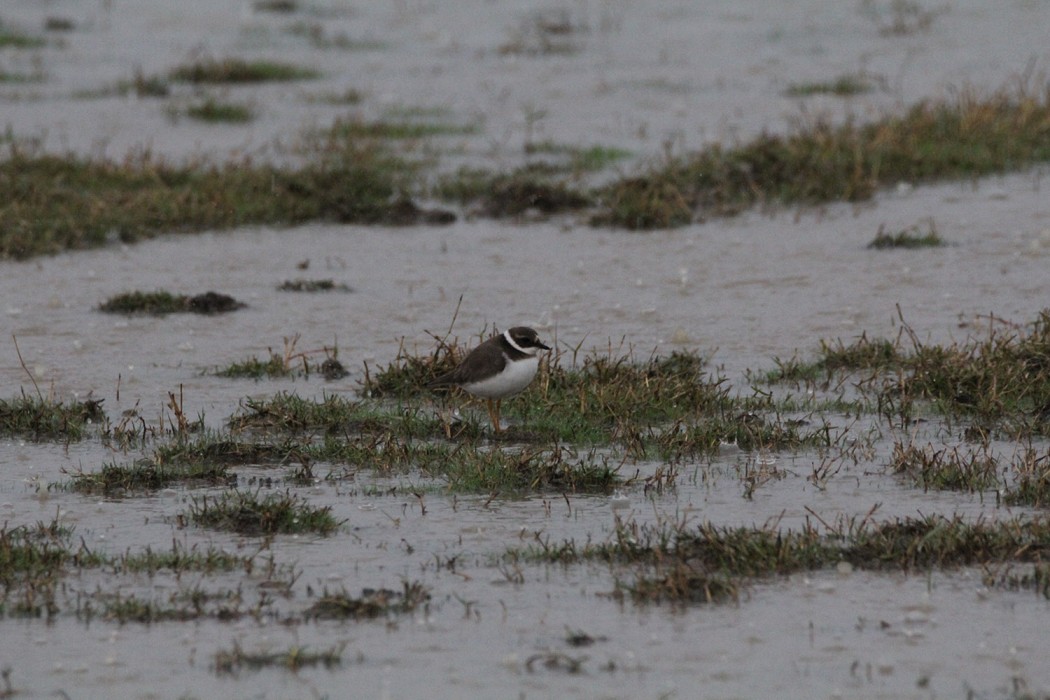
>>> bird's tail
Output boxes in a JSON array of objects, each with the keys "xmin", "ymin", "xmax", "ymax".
[{"xmin": 426, "ymin": 371, "xmax": 455, "ymax": 389}]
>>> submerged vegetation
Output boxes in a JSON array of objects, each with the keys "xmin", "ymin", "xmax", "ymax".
[
  {"xmin": 4, "ymin": 83, "xmax": 1050, "ymax": 258},
  {"xmin": 768, "ymin": 309, "xmax": 1050, "ymax": 434},
  {"xmin": 784, "ymin": 73, "xmax": 876, "ymax": 97},
  {"xmin": 304, "ymin": 581, "xmax": 430, "ymax": 620},
  {"xmin": 214, "ymin": 335, "xmax": 346, "ymax": 380},
  {"xmin": 0, "ymin": 19, "xmax": 46, "ymax": 49},
  {"xmin": 594, "ymin": 83, "xmax": 1050, "ymax": 229},
  {"xmin": 181, "ymin": 97, "xmax": 256, "ymax": 124},
  {"xmin": 169, "ymin": 57, "xmax": 320, "ymax": 84},
  {"xmin": 99, "ymin": 290, "xmax": 246, "ymax": 315},
  {"xmin": 867, "ymin": 220, "xmax": 944, "ymax": 249},
  {"xmin": 1, "ymin": 306, "xmax": 1048, "ymax": 632},
  {"xmin": 214, "ymin": 642, "xmax": 345, "ymax": 675},
  {"xmin": 509, "ymin": 512, "xmax": 1050, "ymax": 604},
  {"xmin": 359, "ymin": 341, "xmax": 833, "ymax": 458},
  {"xmin": 0, "ymin": 129, "xmax": 434, "ymax": 259},
  {"xmin": 184, "ymin": 489, "xmax": 342, "ymax": 536},
  {"xmin": 2, "ymin": 13, "xmax": 1049, "ymax": 621}
]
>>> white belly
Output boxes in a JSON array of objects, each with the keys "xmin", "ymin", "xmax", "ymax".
[{"xmin": 460, "ymin": 356, "xmax": 539, "ymax": 399}]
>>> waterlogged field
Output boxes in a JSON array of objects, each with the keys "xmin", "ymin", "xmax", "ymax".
[{"xmin": 2, "ymin": 1, "xmax": 1050, "ymax": 699}]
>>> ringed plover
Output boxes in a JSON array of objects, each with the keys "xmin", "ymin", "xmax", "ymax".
[{"xmin": 428, "ymin": 326, "xmax": 550, "ymax": 433}]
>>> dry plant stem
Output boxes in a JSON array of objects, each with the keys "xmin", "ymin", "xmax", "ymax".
[{"xmin": 13, "ymin": 334, "xmax": 43, "ymax": 399}]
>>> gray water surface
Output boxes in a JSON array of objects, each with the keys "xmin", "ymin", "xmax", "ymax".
[{"xmin": 2, "ymin": 1, "xmax": 1050, "ymax": 698}]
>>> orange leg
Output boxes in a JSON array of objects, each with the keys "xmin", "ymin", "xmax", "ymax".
[{"xmin": 486, "ymin": 399, "xmax": 503, "ymax": 433}]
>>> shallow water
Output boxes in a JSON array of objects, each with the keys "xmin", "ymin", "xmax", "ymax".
[{"xmin": 3, "ymin": 1, "xmax": 1050, "ymax": 699}]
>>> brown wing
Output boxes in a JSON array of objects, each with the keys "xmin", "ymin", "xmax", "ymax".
[{"xmin": 428, "ymin": 339, "xmax": 506, "ymax": 387}]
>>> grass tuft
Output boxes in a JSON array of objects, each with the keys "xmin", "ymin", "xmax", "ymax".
[
  {"xmin": 593, "ymin": 83, "xmax": 1050, "ymax": 229},
  {"xmin": 0, "ymin": 19, "xmax": 46, "ymax": 49},
  {"xmin": 0, "ymin": 394, "xmax": 104, "ymax": 440},
  {"xmin": 0, "ymin": 124, "xmax": 436, "ymax": 259},
  {"xmin": 170, "ymin": 57, "xmax": 319, "ymax": 83},
  {"xmin": 184, "ymin": 489, "xmax": 342, "ymax": 536},
  {"xmin": 277, "ymin": 278, "xmax": 353, "ymax": 293},
  {"xmin": 98, "ymin": 290, "xmax": 245, "ymax": 315},
  {"xmin": 435, "ymin": 166, "xmax": 592, "ymax": 218},
  {"xmin": 784, "ymin": 74, "xmax": 876, "ymax": 97},
  {"xmin": 768, "ymin": 309, "xmax": 1050, "ymax": 432},
  {"xmin": 69, "ymin": 458, "xmax": 235, "ymax": 495},
  {"xmin": 867, "ymin": 220, "xmax": 944, "ymax": 249},
  {"xmin": 889, "ymin": 441, "xmax": 1001, "ymax": 493},
  {"xmin": 304, "ymin": 581, "xmax": 429, "ymax": 620},
  {"xmin": 214, "ymin": 642, "xmax": 344, "ymax": 675},
  {"xmin": 182, "ymin": 97, "xmax": 255, "ymax": 124},
  {"xmin": 512, "ymin": 512, "xmax": 1050, "ymax": 604}
]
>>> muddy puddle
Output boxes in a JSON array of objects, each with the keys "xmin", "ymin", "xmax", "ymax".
[{"xmin": 3, "ymin": 1, "xmax": 1050, "ymax": 699}]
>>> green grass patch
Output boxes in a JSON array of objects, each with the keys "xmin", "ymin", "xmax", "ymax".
[
  {"xmin": 430, "ymin": 444, "xmax": 621, "ymax": 493},
  {"xmin": 215, "ymin": 353, "xmax": 346, "ymax": 381},
  {"xmin": 44, "ymin": 17, "xmax": 76, "ymax": 32},
  {"xmin": 320, "ymin": 435, "xmax": 616, "ymax": 492},
  {"xmin": 362, "ymin": 341, "xmax": 832, "ymax": 456},
  {"xmin": 98, "ymin": 290, "xmax": 246, "ymax": 315},
  {"xmin": 0, "ymin": 69, "xmax": 45, "ymax": 84},
  {"xmin": 215, "ymin": 334, "xmax": 347, "ymax": 380},
  {"xmin": 277, "ymin": 278, "xmax": 352, "ymax": 293},
  {"xmin": 867, "ymin": 220, "xmax": 944, "ymax": 249},
  {"xmin": 228, "ymin": 392, "xmax": 622, "ymax": 493},
  {"xmin": 304, "ymin": 581, "xmax": 429, "ymax": 620},
  {"xmin": 328, "ymin": 117, "xmax": 478, "ymax": 140},
  {"xmin": 182, "ymin": 97, "xmax": 255, "ymax": 124},
  {"xmin": 1, "ymin": 518, "xmax": 297, "ymax": 621},
  {"xmin": 890, "ymin": 442, "xmax": 1050, "ymax": 505},
  {"xmin": 170, "ymin": 57, "xmax": 319, "ymax": 83},
  {"xmin": 155, "ymin": 435, "xmax": 308, "ymax": 467},
  {"xmin": 285, "ymin": 22, "xmax": 385, "ymax": 51},
  {"xmin": 68, "ymin": 457, "xmax": 235, "ymax": 495},
  {"xmin": 0, "ymin": 127, "xmax": 442, "ymax": 259},
  {"xmin": 184, "ymin": 489, "xmax": 342, "ymax": 536},
  {"xmin": 85, "ymin": 587, "xmax": 252, "ymax": 624},
  {"xmin": 524, "ymin": 141, "xmax": 633, "ymax": 172},
  {"xmin": 1002, "ymin": 446, "xmax": 1050, "ymax": 507},
  {"xmin": 114, "ymin": 540, "xmax": 260, "ymax": 575},
  {"xmin": 511, "ymin": 513, "xmax": 1050, "ymax": 604},
  {"xmin": 215, "ymin": 642, "xmax": 344, "ymax": 675},
  {"xmin": 254, "ymin": 0, "xmax": 298, "ymax": 12},
  {"xmin": 68, "ymin": 433, "xmax": 313, "ymax": 495},
  {"xmin": 217, "ymin": 353, "xmax": 298, "ymax": 380},
  {"xmin": 0, "ymin": 518, "xmax": 107, "ymax": 618},
  {"xmin": 0, "ymin": 394, "xmax": 105, "ymax": 440},
  {"xmin": 1, "ymin": 520, "xmax": 79, "ymax": 587},
  {"xmin": 889, "ymin": 311, "xmax": 1050, "ymax": 429},
  {"xmin": 785, "ymin": 74, "xmax": 875, "ymax": 97},
  {"xmin": 0, "ymin": 20, "xmax": 46, "ymax": 48},
  {"xmin": 766, "ymin": 332, "xmax": 904, "ymax": 383},
  {"xmin": 593, "ymin": 83, "xmax": 1050, "ymax": 229},
  {"xmin": 624, "ymin": 564, "xmax": 740, "ymax": 605},
  {"xmin": 305, "ymin": 88, "xmax": 364, "ymax": 105},
  {"xmin": 766, "ymin": 309, "xmax": 1050, "ymax": 432},
  {"xmin": 434, "ymin": 165, "xmax": 592, "ymax": 218},
  {"xmin": 6, "ymin": 82, "xmax": 1050, "ymax": 256},
  {"xmin": 77, "ymin": 71, "xmax": 171, "ymax": 99},
  {"xmin": 889, "ymin": 441, "xmax": 1001, "ymax": 493},
  {"xmin": 229, "ymin": 392, "xmax": 378, "ymax": 433}
]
